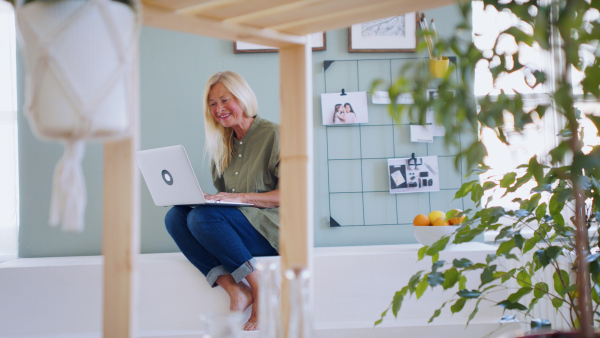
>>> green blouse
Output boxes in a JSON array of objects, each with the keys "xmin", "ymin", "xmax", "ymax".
[{"xmin": 211, "ymin": 115, "xmax": 280, "ymax": 251}]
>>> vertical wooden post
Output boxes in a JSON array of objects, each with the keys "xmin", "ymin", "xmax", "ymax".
[
  {"xmin": 279, "ymin": 39, "xmax": 313, "ymax": 335},
  {"xmin": 102, "ymin": 134, "xmax": 140, "ymax": 338},
  {"xmin": 102, "ymin": 56, "xmax": 140, "ymax": 337}
]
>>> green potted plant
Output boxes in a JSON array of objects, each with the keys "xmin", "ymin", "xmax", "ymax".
[{"xmin": 374, "ymin": 1, "xmax": 600, "ymax": 336}]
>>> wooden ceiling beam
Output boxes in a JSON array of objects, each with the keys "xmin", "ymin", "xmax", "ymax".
[
  {"xmin": 142, "ymin": 3, "xmax": 307, "ymax": 47},
  {"xmin": 268, "ymin": 0, "xmax": 459, "ymax": 35},
  {"xmin": 173, "ymin": 0, "xmax": 245, "ymax": 15},
  {"xmin": 223, "ymin": 0, "xmax": 321, "ymax": 24}
]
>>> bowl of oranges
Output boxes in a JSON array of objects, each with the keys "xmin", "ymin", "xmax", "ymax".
[{"xmin": 412, "ymin": 209, "xmax": 464, "ymax": 247}]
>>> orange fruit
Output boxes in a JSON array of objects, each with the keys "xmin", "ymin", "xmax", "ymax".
[
  {"xmin": 413, "ymin": 214, "xmax": 431, "ymax": 226},
  {"xmin": 448, "ymin": 209, "xmax": 465, "ymax": 225},
  {"xmin": 432, "ymin": 217, "xmax": 449, "ymax": 226},
  {"xmin": 428, "ymin": 210, "xmax": 445, "ymax": 224}
]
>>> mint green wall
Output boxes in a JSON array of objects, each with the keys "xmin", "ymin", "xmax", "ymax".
[{"xmin": 18, "ymin": 5, "xmax": 466, "ymax": 257}]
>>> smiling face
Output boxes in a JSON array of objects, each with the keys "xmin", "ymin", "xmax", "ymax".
[{"xmin": 208, "ymin": 82, "xmax": 246, "ymax": 129}]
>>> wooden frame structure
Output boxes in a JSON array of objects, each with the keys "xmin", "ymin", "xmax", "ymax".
[{"xmin": 103, "ymin": 0, "xmax": 456, "ymax": 336}]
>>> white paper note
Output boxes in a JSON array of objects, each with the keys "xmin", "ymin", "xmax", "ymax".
[
  {"xmin": 372, "ymin": 91, "xmax": 414, "ymax": 104},
  {"xmin": 391, "ymin": 170, "xmax": 405, "ymax": 186},
  {"xmin": 372, "ymin": 91, "xmax": 391, "ymax": 104},
  {"xmin": 410, "ymin": 125, "xmax": 434, "ymax": 143}
]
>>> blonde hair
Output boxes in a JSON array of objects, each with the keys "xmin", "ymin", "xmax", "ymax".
[{"xmin": 203, "ymin": 71, "xmax": 258, "ymax": 176}]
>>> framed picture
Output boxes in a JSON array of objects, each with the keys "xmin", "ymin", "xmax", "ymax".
[
  {"xmin": 348, "ymin": 13, "xmax": 418, "ymax": 53},
  {"xmin": 234, "ymin": 32, "xmax": 326, "ymax": 53}
]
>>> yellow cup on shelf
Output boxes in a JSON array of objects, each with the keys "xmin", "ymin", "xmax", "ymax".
[{"xmin": 429, "ymin": 56, "xmax": 449, "ymax": 78}]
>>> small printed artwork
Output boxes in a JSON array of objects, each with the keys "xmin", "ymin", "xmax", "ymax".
[
  {"xmin": 388, "ymin": 155, "xmax": 440, "ymax": 194},
  {"xmin": 348, "ymin": 13, "xmax": 418, "ymax": 53},
  {"xmin": 321, "ymin": 91, "xmax": 369, "ymax": 125}
]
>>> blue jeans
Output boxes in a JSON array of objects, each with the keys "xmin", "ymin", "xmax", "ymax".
[{"xmin": 164, "ymin": 205, "xmax": 278, "ymax": 287}]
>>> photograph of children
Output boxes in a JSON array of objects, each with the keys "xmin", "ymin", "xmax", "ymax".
[{"xmin": 321, "ymin": 91, "xmax": 369, "ymax": 125}]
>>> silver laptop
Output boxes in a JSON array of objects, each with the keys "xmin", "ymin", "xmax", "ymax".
[{"xmin": 137, "ymin": 145, "xmax": 252, "ymax": 207}]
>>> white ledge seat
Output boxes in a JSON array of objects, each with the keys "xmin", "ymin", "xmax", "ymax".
[{"xmin": 0, "ymin": 243, "xmax": 518, "ymax": 338}]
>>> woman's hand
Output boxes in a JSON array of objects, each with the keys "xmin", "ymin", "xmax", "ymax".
[
  {"xmin": 205, "ymin": 192, "xmax": 246, "ymax": 203},
  {"xmin": 204, "ymin": 190, "xmax": 280, "ymax": 208}
]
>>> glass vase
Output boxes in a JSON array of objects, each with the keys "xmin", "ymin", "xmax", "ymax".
[
  {"xmin": 200, "ymin": 313, "xmax": 243, "ymax": 338},
  {"xmin": 258, "ymin": 261, "xmax": 283, "ymax": 338},
  {"xmin": 285, "ymin": 267, "xmax": 315, "ymax": 338}
]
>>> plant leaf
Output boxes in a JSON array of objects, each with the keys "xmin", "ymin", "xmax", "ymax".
[
  {"xmin": 427, "ymin": 271, "xmax": 445, "ymax": 287},
  {"xmin": 535, "ymin": 202, "xmax": 547, "ymax": 221},
  {"xmin": 416, "ymin": 276, "xmax": 429, "ymax": 299},
  {"xmin": 432, "ymin": 260, "xmax": 446, "ymax": 273},
  {"xmin": 426, "ymin": 236, "xmax": 450, "ymax": 256},
  {"xmin": 497, "ymin": 239, "xmax": 516, "ymax": 256},
  {"xmin": 517, "ymin": 270, "xmax": 532, "ymax": 288},
  {"xmin": 451, "ymin": 298, "xmax": 467, "ymax": 313},
  {"xmin": 418, "ymin": 246, "xmax": 428, "ymax": 261},
  {"xmin": 497, "ymin": 300, "xmax": 528, "ymax": 311},
  {"xmin": 453, "ymin": 258, "xmax": 474, "ymax": 268},
  {"xmin": 545, "ymin": 246, "xmax": 563, "ymax": 261},
  {"xmin": 392, "ymin": 291, "xmax": 404, "ymax": 317},
  {"xmin": 554, "ymin": 270, "xmax": 570, "ymax": 296},
  {"xmin": 534, "ymin": 282, "xmax": 549, "ymax": 298},
  {"xmin": 375, "ymin": 308, "xmax": 387, "ymax": 326},
  {"xmin": 552, "ymin": 297, "xmax": 564, "ymax": 310},
  {"xmin": 458, "ymin": 289, "xmax": 482, "ymax": 299},
  {"xmin": 429, "ymin": 301, "xmax": 449, "ymax": 323},
  {"xmin": 408, "ymin": 272, "xmax": 424, "ymax": 294},
  {"xmin": 481, "ymin": 265, "xmax": 498, "ymax": 286},
  {"xmin": 459, "ymin": 275, "xmax": 467, "ymax": 290},
  {"xmin": 467, "ymin": 298, "xmax": 482, "ymax": 326},
  {"xmin": 535, "ymin": 249, "xmax": 551, "ymax": 267},
  {"xmin": 443, "ymin": 267, "xmax": 460, "ymax": 290},
  {"xmin": 455, "ymin": 180, "xmax": 479, "ymax": 199},
  {"xmin": 507, "ymin": 287, "xmax": 533, "ymax": 303}
]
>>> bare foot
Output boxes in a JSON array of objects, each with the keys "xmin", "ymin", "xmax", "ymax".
[
  {"xmin": 243, "ymin": 298, "xmax": 259, "ymax": 331},
  {"xmin": 229, "ymin": 281, "xmax": 254, "ymax": 313}
]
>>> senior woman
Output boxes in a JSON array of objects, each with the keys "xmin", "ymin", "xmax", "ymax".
[{"xmin": 164, "ymin": 71, "xmax": 279, "ymax": 331}]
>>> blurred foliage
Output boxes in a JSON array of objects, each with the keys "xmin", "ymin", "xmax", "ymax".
[{"xmin": 374, "ymin": 0, "xmax": 600, "ymax": 332}]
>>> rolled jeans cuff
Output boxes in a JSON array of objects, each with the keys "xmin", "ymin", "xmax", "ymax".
[
  {"xmin": 231, "ymin": 258, "xmax": 257, "ymax": 284},
  {"xmin": 206, "ymin": 265, "xmax": 228, "ymax": 288}
]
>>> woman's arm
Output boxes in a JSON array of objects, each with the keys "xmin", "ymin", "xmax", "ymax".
[{"xmin": 205, "ymin": 189, "xmax": 280, "ymax": 208}]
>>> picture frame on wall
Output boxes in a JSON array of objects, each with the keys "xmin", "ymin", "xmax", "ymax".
[
  {"xmin": 348, "ymin": 13, "xmax": 418, "ymax": 53},
  {"xmin": 234, "ymin": 32, "xmax": 326, "ymax": 53}
]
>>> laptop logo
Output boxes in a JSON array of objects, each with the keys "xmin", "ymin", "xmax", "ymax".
[{"xmin": 162, "ymin": 170, "xmax": 174, "ymax": 185}]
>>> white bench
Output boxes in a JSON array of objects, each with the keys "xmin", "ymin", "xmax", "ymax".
[{"xmin": 0, "ymin": 243, "xmax": 518, "ymax": 337}]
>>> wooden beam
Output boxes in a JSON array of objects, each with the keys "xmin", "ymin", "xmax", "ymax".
[
  {"xmin": 223, "ymin": 0, "xmax": 321, "ymax": 24},
  {"xmin": 102, "ymin": 134, "xmax": 140, "ymax": 338},
  {"xmin": 279, "ymin": 38, "xmax": 313, "ymax": 336},
  {"xmin": 142, "ymin": 3, "xmax": 307, "ymax": 47},
  {"xmin": 268, "ymin": 0, "xmax": 458, "ymax": 35},
  {"xmin": 102, "ymin": 56, "xmax": 140, "ymax": 337},
  {"xmin": 174, "ymin": 0, "xmax": 244, "ymax": 15}
]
